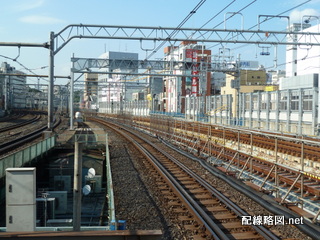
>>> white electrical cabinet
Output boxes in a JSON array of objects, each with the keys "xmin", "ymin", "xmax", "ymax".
[{"xmin": 6, "ymin": 168, "xmax": 36, "ymax": 232}]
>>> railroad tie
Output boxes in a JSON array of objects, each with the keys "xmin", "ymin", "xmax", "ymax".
[
  {"xmin": 218, "ymin": 221, "xmax": 245, "ymax": 229},
  {"xmin": 194, "ymin": 193, "xmax": 213, "ymax": 199},
  {"xmin": 228, "ymin": 232, "xmax": 261, "ymax": 240},
  {"xmin": 206, "ymin": 206, "xmax": 229, "ymax": 212},
  {"xmin": 199, "ymin": 199, "xmax": 220, "ymax": 205},
  {"xmin": 213, "ymin": 213, "xmax": 237, "ymax": 220}
]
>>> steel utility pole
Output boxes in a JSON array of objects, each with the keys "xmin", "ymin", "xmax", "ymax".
[{"xmin": 70, "ymin": 54, "xmax": 75, "ymax": 130}]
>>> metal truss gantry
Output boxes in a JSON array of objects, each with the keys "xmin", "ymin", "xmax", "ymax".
[
  {"xmin": 54, "ymin": 24, "xmax": 320, "ymax": 131},
  {"xmin": 53, "ymin": 24, "xmax": 320, "ymax": 54},
  {"xmin": 2, "ymin": 24, "xmax": 320, "ymax": 129},
  {"xmin": 71, "ymin": 57, "xmax": 208, "ymax": 77}
]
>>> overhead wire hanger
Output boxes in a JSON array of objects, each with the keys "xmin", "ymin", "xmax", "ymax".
[
  {"xmin": 13, "ymin": 46, "xmax": 21, "ymax": 61},
  {"xmin": 140, "ymin": 39, "xmax": 156, "ymax": 60}
]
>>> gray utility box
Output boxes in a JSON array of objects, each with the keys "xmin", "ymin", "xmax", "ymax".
[{"xmin": 6, "ymin": 168, "xmax": 36, "ymax": 232}]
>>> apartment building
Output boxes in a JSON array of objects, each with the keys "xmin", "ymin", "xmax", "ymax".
[
  {"xmin": 0, "ymin": 62, "xmax": 27, "ymax": 110},
  {"xmin": 83, "ymin": 73, "xmax": 98, "ymax": 109},
  {"xmin": 221, "ymin": 69, "xmax": 270, "ymax": 119},
  {"xmin": 162, "ymin": 41, "xmax": 211, "ymax": 113},
  {"xmin": 97, "ymin": 51, "xmax": 140, "ymax": 113}
]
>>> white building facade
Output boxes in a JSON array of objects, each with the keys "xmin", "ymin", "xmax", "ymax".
[
  {"xmin": 162, "ymin": 41, "xmax": 211, "ymax": 114},
  {"xmin": 296, "ymin": 23, "xmax": 320, "ymax": 76},
  {"xmin": 98, "ymin": 51, "xmax": 139, "ymax": 113},
  {"xmin": 0, "ymin": 62, "xmax": 27, "ymax": 110}
]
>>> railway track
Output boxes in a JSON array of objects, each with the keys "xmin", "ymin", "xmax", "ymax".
[
  {"xmin": 0, "ymin": 115, "xmax": 41, "ymax": 134},
  {"xmin": 175, "ymin": 131, "xmax": 320, "ymax": 199},
  {"xmin": 88, "ymin": 116, "xmax": 287, "ymax": 240},
  {"xmin": 124, "ymin": 115, "xmax": 320, "ymax": 163},
  {"xmin": 148, "ymin": 117, "xmax": 320, "ymax": 164},
  {"xmin": 121, "ymin": 115, "xmax": 320, "ymax": 209},
  {"xmin": 96, "ymin": 115, "xmax": 320, "ymax": 202},
  {"xmin": 207, "ymin": 127, "xmax": 320, "ymax": 162},
  {"xmin": 0, "ymin": 112, "xmax": 26, "ymax": 123},
  {"xmin": 0, "ymin": 116, "xmax": 61, "ymax": 156},
  {"xmin": 147, "ymin": 117, "xmax": 320, "ymax": 221}
]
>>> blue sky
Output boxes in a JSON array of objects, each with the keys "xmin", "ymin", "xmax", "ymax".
[{"xmin": 1, "ymin": 0, "xmax": 320, "ymax": 85}]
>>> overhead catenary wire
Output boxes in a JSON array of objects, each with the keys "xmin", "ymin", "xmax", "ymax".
[
  {"xmin": 208, "ymin": 51, "xmax": 320, "ymax": 90},
  {"xmin": 145, "ymin": 0, "xmax": 206, "ymax": 60},
  {"xmin": 198, "ymin": 0, "xmax": 237, "ymax": 29},
  {"xmin": 207, "ymin": 0, "xmax": 312, "ymax": 61},
  {"xmin": 211, "ymin": 0, "xmax": 258, "ymax": 30},
  {"xmin": 0, "ymin": 53, "xmax": 49, "ymax": 84},
  {"xmin": 226, "ymin": 0, "xmax": 313, "ymax": 51},
  {"xmin": 265, "ymin": 52, "xmax": 320, "ymax": 70},
  {"xmin": 186, "ymin": 0, "xmax": 239, "ymax": 40},
  {"xmin": 249, "ymin": 0, "xmax": 312, "ymax": 31},
  {"xmin": 188, "ymin": 0, "xmax": 259, "ymax": 59}
]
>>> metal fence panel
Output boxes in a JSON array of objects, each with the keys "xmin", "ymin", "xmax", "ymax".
[{"xmin": 0, "ymin": 136, "xmax": 55, "ymax": 178}]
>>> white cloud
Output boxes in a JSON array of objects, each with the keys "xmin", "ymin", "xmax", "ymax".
[
  {"xmin": 15, "ymin": 0, "xmax": 45, "ymax": 12},
  {"xmin": 290, "ymin": 9, "xmax": 320, "ymax": 23},
  {"xmin": 19, "ymin": 15, "xmax": 65, "ymax": 24}
]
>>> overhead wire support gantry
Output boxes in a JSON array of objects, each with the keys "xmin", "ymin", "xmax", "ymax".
[
  {"xmin": 53, "ymin": 24, "xmax": 320, "ymax": 55},
  {"xmin": 2, "ymin": 23, "xmax": 320, "ymax": 130},
  {"xmin": 71, "ymin": 57, "xmax": 210, "ymax": 76}
]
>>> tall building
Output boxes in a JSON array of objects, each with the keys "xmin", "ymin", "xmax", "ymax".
[
  {"xmin": 296, "ymin": 23, "xmax": 320, "ymax": 76},
  {"xmin": 211, "ymin": 72, "xmax": 226, "ymax": 95},
  {"xmin": 83, "ymin": 73, "xmax": 98, "ymax": 109},
  {"xmin": 267, "ymin": 70, "xmax": 286, "ymax": 85},
  {"xmin": 53, "ymin": 85, "xmax": 69, "ymax": 112},
  {"xmin": 97, "ymin": 51, "xmax": 139, "ymax": 112},
  {"xmin": 283, "ymin": 23, "xmax": 320, "ymax": 90},
  {"xmin": 286, "ymin": 23, "xmax": 311, "ymax": 77},
  {"xmin": 221, "ymin": 69, "xmax": 270, "ymax": 120},
  {"xmin": 162, "ymin": 41, "xmax": 211, "ymax": 113},
  {"xmin": 0, "ymin": 62, "xmax": 27, "ymax": 110}
]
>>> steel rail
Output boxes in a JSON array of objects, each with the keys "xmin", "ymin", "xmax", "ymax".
[
  {"xmin": 0, "ymin": 113, "xmax": 25, "ymax": 123},
  {"xmin": 0, "ymin": 115, "xmax": 41, "ymax": 133},
  {"xmin": 92, "ymin": 118, "xmax": 226, "ymax": 239},
  {"xmin": 89, "ymin": 116, "xmax": 279, "ymax": 239},
  {"xmin": 163, "ymin": 139, "xmax": 320, "ymax": 240},
  {"xmin": 135, "ymin": 132, "xmax": 278, "ymax": 240},
  {"xmin": 153, "ymin": 117, "xmax": 320, "ymax": 186},
  {"xmin": 162, "ymin": 125, "xmax": 320, "ymax": 221},
  {"xmin": 91, "ymin": 113, "xmax": 320, "ymax": 239},
  {"xmin": 133, "ymin": 139, "xmax": 226, "ymax": 239},
  {"xmin": 0, "ymin": 117, "xmax": 61, "ymax": 156},
  {"xmin": 166, "ymin": 151, "xmax": 278, "ymax": 240}
]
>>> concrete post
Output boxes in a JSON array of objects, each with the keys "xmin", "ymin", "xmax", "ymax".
[{"xmin": 73, "ymin": 141, "xmax": 83, "ymax": 231}]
